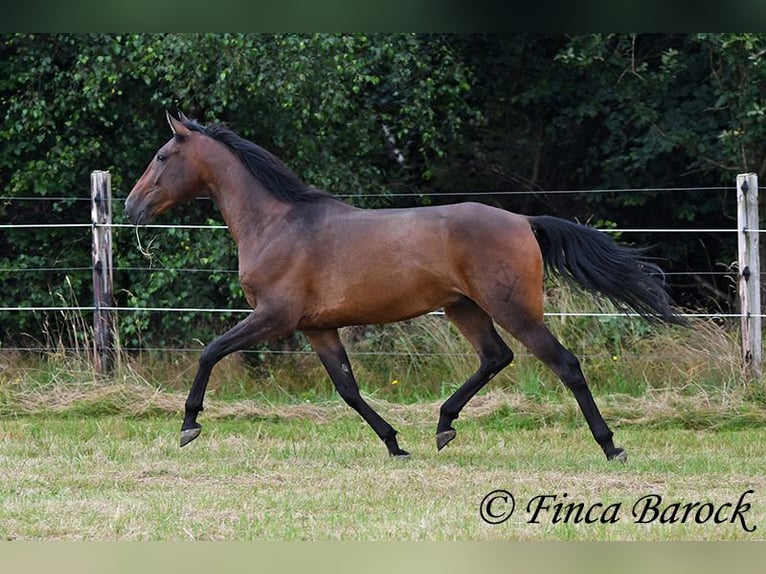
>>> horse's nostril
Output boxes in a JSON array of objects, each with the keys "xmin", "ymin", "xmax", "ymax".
[{"xmin": 125, "ymin": 198, "xmax": 144, "ymax": 225}]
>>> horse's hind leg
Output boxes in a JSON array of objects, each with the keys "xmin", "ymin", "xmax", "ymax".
[
  {"xmin": 304, "ymin": 328, "xmax": 409, "ymax": 458},
  {"xmin": 504, "ymin": 319, "xmax": 626, "ymax": 462},
  {"xmin": 437, "ymin": 298, "xmax": 514, "ymax": 451}
]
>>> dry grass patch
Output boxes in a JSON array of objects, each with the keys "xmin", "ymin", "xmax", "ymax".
[{"xmin": 2, "ymin": 371, "xmax": 765, "ymax": 434}]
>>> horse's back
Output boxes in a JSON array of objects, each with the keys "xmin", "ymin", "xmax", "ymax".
[{"xmin": 291, "ymin": 201, "xmax": 542, "ymax": 328}]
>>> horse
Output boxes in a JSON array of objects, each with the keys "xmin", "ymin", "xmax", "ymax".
[{"xmin": 126, "ymin": 111, "xmax": 682, "ymax": 463}]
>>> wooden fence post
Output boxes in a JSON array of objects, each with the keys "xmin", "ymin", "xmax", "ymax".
[
  {"xmin": 737, "ymin": 173, "xmax": 761, "ymax": 381},
  {"xmin": 91, "ymin": 170, "xmax": 114, "ymax": 375}
]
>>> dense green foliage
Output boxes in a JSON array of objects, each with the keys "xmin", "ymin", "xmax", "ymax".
[{"xmin": 2, "ymin": 33, "xmax": 765, "ymax": 348}]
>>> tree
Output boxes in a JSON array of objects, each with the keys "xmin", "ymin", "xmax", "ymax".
[
  {"xmin": 0, "ymin": 33, "xmax": 475, "ymax": 347},
  {"xmin": 4, "ymin": 33, "xmax": 766, "ymax": 348},
  {"xmin": 445, "ymin": 34, "xmax": 766, "ymax": 309}
]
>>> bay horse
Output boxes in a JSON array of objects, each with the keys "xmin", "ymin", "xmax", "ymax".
[{"xmin": 126, "ymin": 111, "xmax": 682, "ymax": 463}]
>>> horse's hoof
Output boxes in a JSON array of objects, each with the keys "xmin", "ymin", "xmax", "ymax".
[
  {"xmin": 607, "ymin": 447, "xmax": 627, "ymax": 463},
  {"xmin": 180, "ymin": 426, "xmax": 202, "ymax": 447},
  {"xmin": 391, "ymin": 450, "xmax": 411, "ymax": 460},
  {"xmin": 436, "ymin": 429, "xmax": 457, "ymax": 451}
]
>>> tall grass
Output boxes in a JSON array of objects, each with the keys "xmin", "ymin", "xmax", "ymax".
[{"xmin": 1, "ymin": 280, "xmax": 763, "ymax": 429}]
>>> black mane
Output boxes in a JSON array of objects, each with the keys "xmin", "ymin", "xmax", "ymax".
[{"xmin": 183, "ymin": 118, "xmax": 331, "ymax": 203}]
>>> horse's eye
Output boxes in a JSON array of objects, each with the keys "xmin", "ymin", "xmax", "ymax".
[{"xmin": 157, "ymin": 153, "xmax": 167, "ymax": 162}]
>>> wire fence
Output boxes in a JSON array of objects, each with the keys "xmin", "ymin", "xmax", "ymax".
[{"xmin": 0, "ymin": 185, "xmax": 756, "ymax": 355}]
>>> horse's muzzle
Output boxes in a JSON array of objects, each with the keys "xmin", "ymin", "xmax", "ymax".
[{"xmin": 125, "ymin": 195, "xmax": 147, "ymax": 225}]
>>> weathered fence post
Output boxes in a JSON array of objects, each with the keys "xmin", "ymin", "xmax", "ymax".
[
  {"xmin": 91, "ymin": 170, "xmax": 114, "ymax": 375},
  {"xmin": 737, "ymin": 173, "xmax": 761, "ymax": 381}
]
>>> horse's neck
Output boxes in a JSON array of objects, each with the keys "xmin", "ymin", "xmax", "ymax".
[{"xmin": 211, "ymin": 181, "xmax": 290, "ymax": 245}]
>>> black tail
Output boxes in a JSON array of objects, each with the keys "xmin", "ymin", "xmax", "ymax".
[{"xmin": 528, "ymin": 215, "xmax": 684, "ymax": 326}]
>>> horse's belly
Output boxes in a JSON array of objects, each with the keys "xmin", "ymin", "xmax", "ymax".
[{"xmin": 299, "ymin": 265, "xmax": 459, "ymax": 328}]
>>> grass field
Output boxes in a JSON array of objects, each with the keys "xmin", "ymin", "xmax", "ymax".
[
  {"xmin": 2, "ymin": 310, "xmax": 766, "ymax": 541},
  {"xmin": 1, "ymin": 388, "xmax": 764, "ymax": 541}
]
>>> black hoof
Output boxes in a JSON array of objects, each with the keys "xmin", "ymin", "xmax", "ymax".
[
  {"xmin": 607, "ymin": 447, "xmax": 627, "ymax": 463},
  {"xmin": 436, "ymin": 429, "xmax": 457, "ymax": 451},
  {"xmin": 180, "ymin": 424, "xmax": 202, "ymax": 447},
  {"xmin": 391, "ymin": 450, "xmax": 411, "ymax": 460},
  {"xmin": 384, "ymin": 434, "xmax": 409, "ymax": 459}
]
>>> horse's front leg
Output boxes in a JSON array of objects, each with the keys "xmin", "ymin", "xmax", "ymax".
[
  {"xmin": 180, "ymin": 309, "xmax": 290, "ymax": 447},
  {"xmin": 304, "ymin": 328, "xmax": 409, "ymax": 458}
]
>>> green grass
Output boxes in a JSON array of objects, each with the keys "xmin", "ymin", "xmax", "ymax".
[
  {"xmin": 0, "ymin": 410, "xmax": 766, "ymax": 540},
  {"xmin": 1, "ymin": 408, "xmax": 765, "ymax": 541}
]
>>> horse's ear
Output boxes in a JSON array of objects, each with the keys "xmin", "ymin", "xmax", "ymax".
[
  {"xmin": 166, "ymin": 110, "xmax": 191, "ymax": 138},
  {"xmin": 177, "ymin": 110, "xmax": 191, "ymax": 123}
]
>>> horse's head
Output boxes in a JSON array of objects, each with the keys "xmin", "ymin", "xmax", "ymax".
[{"xmin": 125, "ymin": 111, "xmax": 206, "ymax": 225}]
